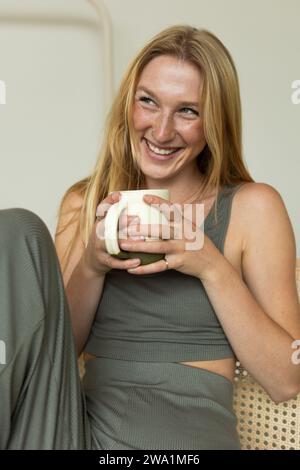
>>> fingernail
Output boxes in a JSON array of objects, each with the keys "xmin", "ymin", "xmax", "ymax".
[
  {"xmin": 120, "ymin": 242, "xmax": 129, "ymax": 248},
  {"xmin": 111, "ymin": 191, "xmax": 120, "ymax": 200}
]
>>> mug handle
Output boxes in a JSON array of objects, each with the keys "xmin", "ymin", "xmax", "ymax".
[{"xmin": 104, "ymin": 196, "xmax": 128, "ymax": 255}]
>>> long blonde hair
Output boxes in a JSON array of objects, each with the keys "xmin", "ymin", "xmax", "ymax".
[{"xmin": 56, "ymin": 25, "xmax": 254, "ymax": 273}]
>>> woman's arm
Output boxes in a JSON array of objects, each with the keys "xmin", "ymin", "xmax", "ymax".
[
  {"xmin": 201, "ymin": 183, "xmax": 300, "ymax": 403},
  {"xmin": 54, "ymin": 192, "xmax": 106, "ymax": 356},
  {"xmin": 64, "ymin": 257, "xmax": 106, "ymax": 356}
]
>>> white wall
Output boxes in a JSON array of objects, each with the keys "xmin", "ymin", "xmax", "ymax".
[
  {"xmin": 0, "ymin": 0, "xmax": 299, "ymax": 255},
  {"xmin": 102, "ymin": 0, "xmax": 300, "ymax": 255},
  {"xmin": 0, "ymin": 0, "xmax": 110, "ymax": 234}
]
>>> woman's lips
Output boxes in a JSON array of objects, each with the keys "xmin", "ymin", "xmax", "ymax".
[{"xmin": 143, "ymin": 138, "xmax": 183, "ymax": 161}]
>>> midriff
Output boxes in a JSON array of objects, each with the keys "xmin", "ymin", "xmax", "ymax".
[
  {"xmin": 83, "ymin": 354, "xmax": 236, "ymax": 383},
  {"xmin": 178, "ymin": 358, "xmax": 235, "ymax": 383},
  {"xmin": 83, "ymin": 352, "xmax": 235, "ymax": 382}
]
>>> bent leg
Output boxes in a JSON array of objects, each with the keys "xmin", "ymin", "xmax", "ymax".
[{"xmin": 0, "ymin": 209, "xmax": 90, "ymax": 449}]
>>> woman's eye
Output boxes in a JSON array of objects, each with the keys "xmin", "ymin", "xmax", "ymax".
[
  {"xmin": 181, "ymin": 107, "xmax": 199, "ymax": 116},
  {"xmin": 139, "ymin": 96, "xmax": 155, "ymax": 105}
]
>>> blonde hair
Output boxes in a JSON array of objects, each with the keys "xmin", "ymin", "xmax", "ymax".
[{"xmin": 56, "ymin": 24, "xmax": 254, "ymax": 274}]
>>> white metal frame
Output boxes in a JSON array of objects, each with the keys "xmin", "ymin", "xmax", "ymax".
[{"xmin": 87, "ymin": 0, "xmax": 114, "ymax": 108}]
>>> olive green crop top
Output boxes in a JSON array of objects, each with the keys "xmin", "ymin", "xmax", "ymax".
[{"xmin": 85, "ymin": 184, "xmax": 243, "ymax": 362}]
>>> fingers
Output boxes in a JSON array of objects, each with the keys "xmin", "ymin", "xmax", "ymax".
[
  {"xmin": 119, "ymin": 238, "xmax": 167, "ymax": 254},
  {"xmin": 92, "ymin": 192, "xmax": 144, "ymax": 273},
  {"xmin": 96, "ymin": 191, "xmax": 121, "ymax": 221},
  {"xmin": 120, "ymin": 223, "xmax": 174, "ymax": 240},
  {"xmin": 103, "ymin": 252, "xmax": 141, "ymax": 271},
  {"xmin": 143, "ymin": 195, "xmax": 183, "ymax": 223},
  {"xmin": 118, "ymin": 213, "xmax": 140, "ymax": 231},
  {"xmin": 95, "ymin": 193, "xmax": 141, "ymax": 230},
  {"xmin": 127, "ymin": 257, "xmax": 169, "ymax": 275}
]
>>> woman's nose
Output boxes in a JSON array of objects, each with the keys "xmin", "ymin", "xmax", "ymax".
[{"xmin": 152, "ymin": 114, "xmax": 176, "ymax": 143}]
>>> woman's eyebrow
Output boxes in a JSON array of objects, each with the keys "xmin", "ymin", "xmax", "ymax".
[{"xmin": 136, "ymin": 86, "xmax": 199, "ymax": 107}]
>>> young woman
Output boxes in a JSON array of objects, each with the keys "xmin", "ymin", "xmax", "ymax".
[{"xmin": 1, "ymin": 25, "xmax": 299, "ymax": 450}]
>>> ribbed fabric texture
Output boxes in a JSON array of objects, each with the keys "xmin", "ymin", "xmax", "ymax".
[
  {"xmin": 85, "ymin": 184, "xmax": 244, "ymax": 362},
  {"xmin": 0, "ymin": 208, "xmax": 90, "ymax": 449},
  {"xmin": 83, "ymin": 357, "xmax": 241, "ymax": 450}
]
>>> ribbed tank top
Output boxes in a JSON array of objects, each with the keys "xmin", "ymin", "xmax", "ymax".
[{"xmin": 85, "ymin": 183, "xmax": 243, "ymax": 362}]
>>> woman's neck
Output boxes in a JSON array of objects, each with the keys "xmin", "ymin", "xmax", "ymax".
[{"xmin": 143, "ymin": 174, "xmax": 216, "ymax": 205}]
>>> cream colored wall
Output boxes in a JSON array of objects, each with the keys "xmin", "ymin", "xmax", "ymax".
[
  {"xmin": 0, "ymin": 0, "xmax": 299, "ymax": 255},
  {"xmin": 102, "ymin": 0, "xmax": 300, "ymax": 255},
  {"xmin": 0, "ymin": 0, "xmax": 111, "ymax": 235}
]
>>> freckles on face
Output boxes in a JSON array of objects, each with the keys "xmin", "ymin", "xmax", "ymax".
[
  {"xmin": 131, "ymin": 55, "xmax": 206, "ymax": 153},
  {"xmin": 177, "ymin": 118, "xmax": 205, "ymax": 148},
  {"xmin": 132, "ymin": 103, "xmax": 148, "ymax": 133},
  {"xmin": 132, "ymin": 101, "xmax": 206, "ymax": 160},
  {"xmin": 132, "ymin": 103, "xmax": 205, "ymax": 160}
]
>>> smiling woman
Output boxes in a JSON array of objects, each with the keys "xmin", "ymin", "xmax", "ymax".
[
  {"xmin": 1, "ymin": 24, "xmax": 299, "ymax": 450},
  {"xmin": 132, "ymin": 56, "xmax": 207, "ymax": 188}
]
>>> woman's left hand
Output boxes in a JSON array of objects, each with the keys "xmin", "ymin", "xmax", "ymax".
[{"xmin": 118, "ymin": 194, "xmax": 222, "ymax": 281}]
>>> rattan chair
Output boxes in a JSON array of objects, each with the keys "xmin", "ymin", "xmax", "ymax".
[{"xmin": 233, "ymin": 260, "xmax": 300, "ymax": 450}]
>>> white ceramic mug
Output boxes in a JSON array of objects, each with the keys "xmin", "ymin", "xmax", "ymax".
[{"xmin": 104, "ymin": 189, "xmax": 170, "ymax": 265}]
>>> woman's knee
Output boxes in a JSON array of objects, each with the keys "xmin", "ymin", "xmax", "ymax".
[{"xmin": 0, "ymin": 208, "xmax": 51, "ymax": 246}]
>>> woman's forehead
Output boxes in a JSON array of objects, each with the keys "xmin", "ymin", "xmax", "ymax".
[{"xmin": 136, "ymin": 56, "xmax": 203, "ymax": 100}]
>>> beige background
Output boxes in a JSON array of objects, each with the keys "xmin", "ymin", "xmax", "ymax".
[{"xmin": 0, "ymin": 0, "xmax": 299, "ymax": 254}]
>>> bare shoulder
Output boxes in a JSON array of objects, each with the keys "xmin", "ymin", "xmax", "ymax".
[
  {"xmin": 233, "ymin": 182, "xmax": 291, "ymax": 252},
  {"xmin": 232, "ymin": 182, "xmax": 300, "ymax": 341},
  {"xmin": 60, "ymin": 190, "xmax": 85, "ymax": 214},
  {"xmin": 235, "ymin": 181, "xmax": 285, "ymax": 210}
]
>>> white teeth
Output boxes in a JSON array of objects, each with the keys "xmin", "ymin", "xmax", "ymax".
[{"xmin": 146, "ymin": 139, "xmax": 178, "ymax": 155}]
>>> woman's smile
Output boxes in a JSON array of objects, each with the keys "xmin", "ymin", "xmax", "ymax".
[{"xmin": 142, "ymin": 137, "xmax": 185, "ymax": 161}]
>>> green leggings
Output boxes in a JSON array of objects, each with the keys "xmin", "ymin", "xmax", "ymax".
[
  {"xmin": 0, "ymin": 208, "xmax": 89, "ymax": 449},
  {"xmin": 0, "ymin": 208, "xmax": 240, "ymax": 450}
]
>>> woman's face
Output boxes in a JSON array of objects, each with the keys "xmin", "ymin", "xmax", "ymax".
[{"xmin": 132, "ymin": 55, "xmax": 206, "ymax": 185}]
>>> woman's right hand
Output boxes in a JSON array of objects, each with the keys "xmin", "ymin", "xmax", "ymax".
[{"xmin": 81, "ymin": 191, "xmax": 141, "ymax": 276}]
